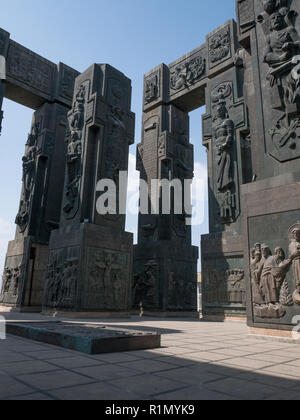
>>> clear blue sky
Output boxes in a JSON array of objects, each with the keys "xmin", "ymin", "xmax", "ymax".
[{"xmin": 0, "ymin": 0, "xmax": 237, "ymax": 274}]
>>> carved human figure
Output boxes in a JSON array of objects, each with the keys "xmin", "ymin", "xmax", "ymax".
[
  {"xmin": 15, "ymin": 123, "xmax": 39, "ymax": 229},
  {"xmin": 64, "ymin": 132, "xmax": 82, "ymax": 214},
  {"xmin": 209, "ymin": 28, "xmax": 230, "ymax": 64},
  {"xmin": 144, "ymin": 266, "xmax": 156, "ymax": 305},
  {"xmin": 113, "ymin": 272, "xmax": 122, "ymax": 307},
  {"xmin": 256, "ymin": 245, "xmax": 292, "ymax": 305},
  {"xmin": 168, "ymin": 272, "xmax": 184, "ymax": 309},
  {"xmin": 103, "ymin": 254, "xmax": 113, "ymax": 293},
  {"xmin": 106, "ymin": 106, "xmax": 126, "ymax": 184},
  {"xmin": 63, "ymin": 85, "xmax": 86, "ymax": 216},
  {"xmin": 145, "ymin": 76, "xmax": 158, "ymax": 103},
  {"xmin": 264, "ymin": 12, "xmax": 300, "ymax": 69},
  {"xmin": 132, "ymin": 273, "xmax": 146, "ymax": 306},
  {"xmin": 263, "ymin": 9, "xmax": 300, "ymax": 112},
  {"xmin": 289, "ymin": 228, "xmax": 300, "ymax": 301},
  {"xmin": 227, "ymin": 269, "xmax": 245, "ymax": 304},
  {"xmin": 12, "ymin": 266, "xmax": 21, "ymax": 297},
  {"xmin": 174, "ymin": 119, "xmax": 193, "ymax": 179},
  {"xmin": 250, "ymin": 245, "xmax": 265, "ymax": 304},
  {"xmin": 133, "ymin": 266, "xmax": 156, "ymax": 307},
  {"xmin": 171, "ymin": 66, "xmax": 187, "ymax": 91},
  {"xmin": 2, "ymin": 267, "xmax": 12, "ymax": 294},
  {"xmin": 70, "ymin": 85, "xmax": 85, "ymax": 132},
  {"xmin": 213, "ymin": 101, "xmax": 234, "ymax": 192}
]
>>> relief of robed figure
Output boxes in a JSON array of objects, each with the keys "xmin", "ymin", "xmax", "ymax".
[{"xmin": 212, "ymin": 101, "xmax": 234, "ymax": 193}]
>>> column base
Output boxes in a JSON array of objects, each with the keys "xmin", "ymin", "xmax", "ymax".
[
  {"xmin": 0, "ymin": 237, "xmax": 48, "ymax": 309},
  {"xmin": 44, "ymin": 223, "xmax": 133, "ymax": 313},
  {"xmin": 249, "ymin": 327, "xmax": 300, "ymax": 345},
  {"xmin": 133, "ymin": 241, "xmax": 199, "ymax": 313}
]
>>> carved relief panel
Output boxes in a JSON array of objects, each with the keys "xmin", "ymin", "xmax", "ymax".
[
  {"xmin": 44, "ymin": 247, "xmax": 79, "ymax": 309},
  {"xmin": 203, "ymin": 261, "xmax": 246, "ymax": 307},
  {"xmin": 248, "ymin": 213, "xmax": 300, "ymax": 324},
  {"xmin": 206, "ymin": 81, "xmax": 245, "ymax": 225},
  {"xmin": 208, "ymin": 25, "xmax": 232, "ymax": 69},
  {"xmin": 84, "ymin": 248, "xmax": 130, "ymax": 310},
  {"xmin": 7, "ymin": 41, "xmax": 55, "ymax": 96},
  {"xmin": 143, "ymin": 64, "xmax": 169, "ymax": 112},
  {"xmin": 1, "ymin": 262, "xmax": 26, "ymax": 305},
  {"xmin": 62, "ymin": 81, "xmax": 90, "ymax": 220},
  {"xmin": 133, "ymin": 261, "xmax": 160, "ymax": 309},
  {"xmin": 255, "ymin": 0, "xmax": 300, "ymax": 162},
  {"xmin": 167, "ymin": 261, "xmax": 197, "ymax": 311},
  {"xmin": 169, "ymin": 49, "xmax": 206, "ymax": 95},
  {"xmin": 237, "ymin": 0, "xmax": 256, "ymax": 34},
  {"xmin": 144, "ymin": 70, "xmax": 160, "ymax": 105}
]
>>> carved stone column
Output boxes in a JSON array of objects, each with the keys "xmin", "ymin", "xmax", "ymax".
[
  {"xmin": 44, "ymin": 64, "xmax": 135, "ymax": 315},
  {"xmin": 0, "ymin": 62, "xmax": 78, "ymax": 310},
  {"xmin": 201, "ymin": 21, "xmax": 250, "ymax": 319},
  {"xmin": 134, "ymin": 66, "xmax": 198, "ymax": 315},
  {"xmin": 236, "ymin": 0, "xmax": 300, "ymax": 336},
  {"xmin": 0, "ymin": 102, "xmax": 72, "ymax": 309}
]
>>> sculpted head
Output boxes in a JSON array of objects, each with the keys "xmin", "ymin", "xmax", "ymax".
[
  {"xmin": 292, "ymin": 228, "xmax": 300, "ymax": 243},
  {"xmin": 275, "ymin": 247, "xmax": 285, "ymax": 261},
  {"xmin": 262, "ymin": 244, "xmax": 272, "ymax": 258},
  {"xmin": 270, "ymin": 12, "xmax": 285, "ymax": 31},
  {"xmin": 216, "ymin": 101, "xmax": 227, "ymax": 119}
]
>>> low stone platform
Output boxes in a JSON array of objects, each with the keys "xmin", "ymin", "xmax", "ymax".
[{"xmin": 6, "ymin": 322, "xmax": 161, "ymax": 355}]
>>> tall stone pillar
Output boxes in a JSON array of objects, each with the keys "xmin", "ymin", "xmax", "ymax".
[
  {"xmin": 0, "ymin": 102, "xmax": 71, "ymax": 310},
  {"xmin": 134, "ymin": 65, "xmax": 198, "ymax": 315},
  {"xmin": 43, "ymin": 64, "xmax": 135, "ymax": 315},
  {"xmin": 201, "ymin": 21, "xmax": 250, "ymax": 319},
  {"xmin": 235, "ymin": 0, "xmax": 300, "ymax": 337}
]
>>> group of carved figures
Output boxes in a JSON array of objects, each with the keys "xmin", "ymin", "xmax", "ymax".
[
  {"xmin": 1, "ymin": 265, "xmax": 23, "ymax": 298},
  {"xmin": 44, "ymin": 258, "xmax": 78, "ymax": 308},
  {"xmin": 133, "ymin": 264, "xmax": 195, "ymax": 310},
  {"xmin": 205, "ymin": 269, "xmax": 246, "ymax": 305},
  {"xmin": 88, "ymin": 252, "xmax": 124, "ymax": 309},
  {"xmin": 170, "ymin": 54, "xmax": 206, "ymax": 92},
  {"xmin": 250, "ymin": 225, "xmax": 300, "ymax": 319}
]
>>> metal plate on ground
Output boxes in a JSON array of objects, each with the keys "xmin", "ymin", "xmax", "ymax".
[{"xmin": 6, "ymin": 322, "xmax": 161, "ymax": 354}]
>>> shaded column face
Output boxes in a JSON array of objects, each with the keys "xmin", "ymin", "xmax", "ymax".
[
  {"xmin": 137, "ymin": 105, "xmax": 193, "ymax": 244},
  {"xmin": 134, "ymin": 64, "xmax": 199, "ymax": 314},
  {"xmin": 15, "ymin": 102, "xmax": 69, "ymax": 243},
  {"xmin": 0, "ymin": 102, "xmax": 70, "ymax": 308},
  {"xmin": 60, "ymin": 64, "xmax": 135, "ymax": 230}
]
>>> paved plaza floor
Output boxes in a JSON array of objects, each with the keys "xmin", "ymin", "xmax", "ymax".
[{"xmin": 0, "ymin": 311, "xmax": 300, "ymax": 400}]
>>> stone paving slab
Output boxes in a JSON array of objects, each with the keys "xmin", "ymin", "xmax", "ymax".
[
  {"xmin": 6, "ymin": 321, "xmax": 161, "ymax": 355},
  {"xmin": 0, "ymin": 313, "xmax": 300, "ymax": 400}
]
